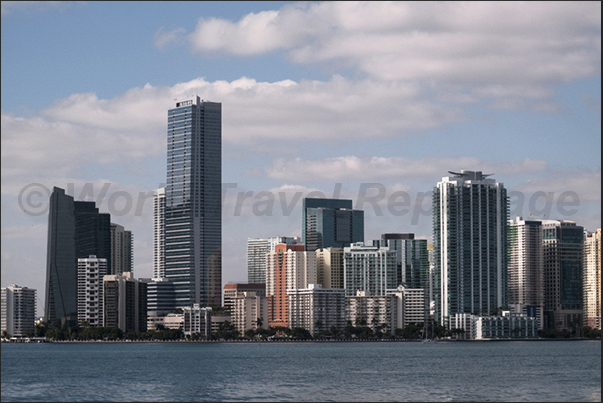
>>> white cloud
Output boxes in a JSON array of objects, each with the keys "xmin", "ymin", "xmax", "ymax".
[
  {"xmin": 514, "ymin": 169, "xmax": 601, "ymax": 202},
  {"xmin": 265, "ymin": 155, "xmax": 549, "ymax": 182},
  {"xmin": 187, "ymin": 1, "xmax": 601, "ymax": 88},
  {"xmin": 154, "ymin": 27, "xmax": 187, "ymax": 49}
]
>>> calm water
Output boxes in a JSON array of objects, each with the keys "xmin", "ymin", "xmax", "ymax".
[{"xmin": 1, "ymin": 340, "xmax": 600, "ymax": 402}]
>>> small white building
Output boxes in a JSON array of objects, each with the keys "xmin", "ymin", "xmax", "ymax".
[
  {"xmin": 1, "ymin": 284, "xmax": 36, "ymax": 337},
  {"xmin": 78, "ymin": 255, "xmax": 107, "ymax": 327},
  {"xmin": 387, "ymin": 285, "xmax": 427, "ymax": 329},
  {"xmin": 473, "ymin": 311, "xmax": 539, "ymax": 339},
  {"xmin": 346, "ymin": 291, "xmax": 397, "ymax": 334},
  {"xmin": 182, "ymin": 304, "xmax": 212, "ymax": 338}
]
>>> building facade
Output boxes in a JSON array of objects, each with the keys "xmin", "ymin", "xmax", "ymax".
[
  {"xmin": 231, "ymin": 292, "xmax": 268, "ymax": 334},
  {"xmin": 77, "ymin": 255, "xmax": 107, "ymax": 327},
  {"xmin": 387, "ymin": 285, "xmax": 428, "ymax": 329},
  {"xmin": 110, "ymin": 223, "xmax": 133, "ymax": 275},
  {"xmin": 1, "ymin": 284, "xmax": 36, "ymax": 337},
  {"xmin": 103, "ymin": 272, "xmax": 147, "ymax": 333},
  {"xmin": 542, "ymin": 220, "xmax": 584, "ymax": 330},
  {"xmin": 223, "ymin": 283, "xmax": 266, "ymax": 314},
  {"xmin": 343, "ymin": 243, "xmax": 397, "ymax": 297},
  {"xmin": 165, "ymin": 96, "xmax": 222, "ymax": 308},
  {"xmin": 302, "ymin": 198, "xmax": 364, "ymax": 252},
  {"xmin": 288, "ymin": 284, "xmax": 346, "ymax": 335},
  {"xmin": 266, "ymin": 244, "xmax": 315, "ymax": 328},
  {"xmin": 247, "ymin": 236, "xmax": 300, "ymax": 284},
  {"xmin": 145, "ymin": 277, "xmax": 175, "ymax": 317},
  {"xmin": 583, "ymin": 229, "xmax": 601, "ymax": 329},
  {"xmin": 346, "ymin": 291, "xmax": 397, "ymax": 334},
  {"xmin": 153, "ymin": 187, "xmax": 166, "ymax": 279},
  {"xmin": 182, "ymin": 304, "xmax": 212, "ymax": 338},
  {"xmin": 433, "ymin": 170, "xmax": 508, "ymax": 325},
  {"xmin": 316, "ymin": 247, "xmax": 344, "ymax": 289},
  {"xmin": 376, "ymin": 234, "xmax": 429, "ymax": 289}
]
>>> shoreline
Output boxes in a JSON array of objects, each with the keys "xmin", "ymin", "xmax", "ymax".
[{"xmin": 3, "ymin": 338, "xmax": 600, "ymax": 344}]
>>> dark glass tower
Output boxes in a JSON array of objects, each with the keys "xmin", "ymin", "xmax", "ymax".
[
  {"xmin": 165, "ymin": 96, "xmax": 222, "ymax": 308},
  {"xmin": 302, "ymin": 198, "xmax": 364, "ymax": 252},
  {"xmin": 44, "ymin": 187, "xmax": 112, "ymax": 325}
]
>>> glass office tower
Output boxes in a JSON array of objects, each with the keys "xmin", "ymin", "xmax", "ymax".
[
  {"xmin": 302, "ymin": 198, "xmax": 364, "ymax": 252},
  {"xmin": 165, "ymin": 96, "xmax": 222, "ymax": 308}
]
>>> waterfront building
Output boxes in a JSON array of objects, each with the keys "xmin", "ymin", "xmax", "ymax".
[
  {"xmin": 343, "ymin": 243, "xmax": 397, "ymax": 297},
  {"xmin": 302, "ymin": 198, "xmax": 364, "ymax": 252},
  {"xmin": 182, "ymin": 304, "xmax": 212, "ymax": 338},
  {"xmin": 153, "ymin": 187, "xmax": 166, "ymax": 279},
  {"xmin": 542, "ymin": 220, "xmax": 584, "ymax": 330},
  {"xmin": 223, "ymin": 283, "xmax": 266, "ymax": 314},
  {"xmin": 1, "ymin": 284, "xmax": 36, "ymax": 337},
  {"xmin": 247, "ymin": 236, "xmax": 300, "ymax": 284},
  {"xmin": 147, "ymin": 313, "xmax": 183, "ymax": 331},
  {"xmin": 103, "ymin": 272, "xmax": 147, "ymax": 333},
  {"xmin": 164, "ymin": 96, "xmax": 222, "ymax": 308},
  {"xmin": 266, "ymin": 244, "xmax": 316, "ymax": 328},
  {"xmin": 375, "ymin": 234, "xmax": 429, "ymax": 289},
  {"xmin": 210, "ymin": 314, "xmax": 232, "ymax": 334},
  {"xmin": 145, "ymin": 277, "xmax": 175, "ymax": 317},
  {"xmin": 449, "ymin": 312, "xmax": 538, "ymax": 339},
  {"xmin": 110, "ymin": 223, "xmax": 133, "ymax": 275},
  {"xmin": 288, "ymin": 284, "xmax": 346, "ymax": 335},
  {"xmin": 472, "ymin": 311, "xmax": 539, "ymax": 339},
  {"xmin": 45, "ymin": 187, "xmax": 111, "ymax": 325},
  {"xmin": 583, "ymin": 229, "xmax": 601, "ymax": 329},
  {"xmin": 316, "ymin": 247, "xmax": 344, "ymax": 289},
  {"xmin": 507, "ymin": 217, "xmax": 544, "ymax": 329},
  {"xmin": 432, "ymin": 170, "xmax": 508, "ymax": 326},
  {"xmin": 231, "ymin": 292, "xmax": 268, "ymax": 334},
  {"xmin": 77, "ymin": 255, "xmax": 107, "ymax": 327},
  {"xmin": 387, "ymin": 285, "xmax": 428, "ymax": 329},
  {"xmin": 346, "ymin": 291, "xmax": 397, "ymax": 334}
]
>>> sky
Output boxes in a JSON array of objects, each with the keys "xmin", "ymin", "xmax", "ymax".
[{"xmin": 1, "ymin": 1, "xmax": 601, "ymax": 314}]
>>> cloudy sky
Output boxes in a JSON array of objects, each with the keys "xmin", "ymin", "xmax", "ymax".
[{"xmin": 1, "ymin": 1, "xmax": 600, "ymax": 312}]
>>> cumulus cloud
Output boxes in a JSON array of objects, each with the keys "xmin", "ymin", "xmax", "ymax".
[
  {"xmin": 187, "ymin": 1, "xmax": 601, "ymax": 87},
  {"xmin": 154, "ymin": 27, "xmax": 187, "ymax": 49},
  {"xmin": 514, "ymin": 169, "xmax": 601, "ymax": 202},
  {"xmin": 265, "ymin": 155, "xmax": 549, "ymax": 182}
]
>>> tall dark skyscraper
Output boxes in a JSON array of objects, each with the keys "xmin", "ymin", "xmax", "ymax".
[
  {"xmin": 165, "ymin": 96, "xmax": 222, "ymax": 308},
  {"xmin": 44, "ymin": 187, "xmax": 111, "ymax": 324},
  {"xmin": 302, "ymin": 198, "xmax": 364, "ymax": 252}
]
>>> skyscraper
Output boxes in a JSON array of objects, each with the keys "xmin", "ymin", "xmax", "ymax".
[
  {"xmin": 165, "ymin": 96, "xmax": 222, "ymax": 308},
  {"xmin": 507, "ymin": 217, "xmax": 544, "ymax": 329},
  {"xmin": 343, "ymin": 243, "xmax": 397, "ymax": 297},
  {"xmin": 77, "ymin": 255, "xmax": 107, "ymax": 327},
  {"xmin": 433, "ymin": 170, "xmax": 508, "ymax": 325},
  {"xmin": 153, "ymin": 187, "xmax": 165, "ymax": 279},
  {"xmin": 583, "ymin": 229, "xmax": 601, "ymax": 329},
  {"xmin": 45, "ymin": 187, "xmax": 111, "ymax": 325},
  {"xmin": 111, "ymin": 223, "xmax": 133, "ymax": 275},
  {"xmin": 302, "ymin": 198, "xmax": 364, "ymax": 252},
  {"xmin": 542, "ymin": 220, "xmax": 583, "ymax": 330},
  {"xmin": 376, "ymin": 233, "xmax": 429, "ymax": 289}
]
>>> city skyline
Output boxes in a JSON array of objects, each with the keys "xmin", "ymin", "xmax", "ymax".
[{"xmin": 1, "ymin": 2, "xmax": 600, "ymax": 311}]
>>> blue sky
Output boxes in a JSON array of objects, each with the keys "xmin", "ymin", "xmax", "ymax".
[{"xmin": 1, "ymin": 1, "xmax": 600, "ymax": 312}]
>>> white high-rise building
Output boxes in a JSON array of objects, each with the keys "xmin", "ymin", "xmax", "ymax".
[
  {"xmin": 77, "ymin": 255, "xmax": 107, "ymax": 326},
  {"xmin": 507, "ymin": 217, "xmax": 544, "ymax": 329},
  {"xmin": 343, "ymin": 243, "xmax": 397, "ymax": 297},
  {"xmin": 1, "ymin": 284, "xmax": 36, "ymax": 337},
  {"xmin": 387, "ymin": 285, "xmax": 428, "ymax": 329},
  {"xmin": 288, "ymin": 284, "xmax": 346, "ymax": 335},
  {"xmin": 433, "ymin": 170, "xmax": 508, "ymax": 325},
  {"xmin": 583, "ymin": 229, "xmax": 601, "ymax": 329},
  {"xmin": 153, "ymin": 187, "xmax": 166, "ymax": 279},
  {"xmin": 247, "ymin": 236, "xmax": 300, "ymax": 284}
]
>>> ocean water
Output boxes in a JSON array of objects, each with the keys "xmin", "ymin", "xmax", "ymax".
[{"xmin": 1, "ymin": 340, "xmax": 600, "ymax": 402}]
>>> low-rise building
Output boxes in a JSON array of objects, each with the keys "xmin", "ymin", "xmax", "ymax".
[
  {"xmin": 1, "ymin": 284, "xmax": 36, "ymax": 337},
  {"xmin": 288, "ymin": 284, "xmax": 345, "ymax": 335},
  {"xmin": 232, "ymin": 292, "xmax": 268, "ymax": 334},
  {"xmin": 346, "ymin": 291, "xmax": 397, "ymax": 334},
  {"xmin": 182, "ymin": 304, "xmax": 212, "ymax": 338}
]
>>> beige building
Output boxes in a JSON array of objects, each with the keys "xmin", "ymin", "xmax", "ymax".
[
  {"xmin": 231, "ymin": 292, "xmax": 268, "ymax": 334},
  {"xmin": 316, "ymin": 247, "xmax": 344, "ymax": 289},
  {"xmin": 346, "ymin": 290, "xmax": 397, "ymax": 334},
  {"xmin": 584, "ymin": 229, "xmax": 601, "ymax": 329},
  {"xmin": 387, "ymin": 285, "xmax": 427, "ymax": 329},
  {"xmin": 288, "ymin": 284, "xmax": 346, "ymax": 335},
  {"xmin": 147, "ymin": 312, "xmax": 183, "ymax": 331}
]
